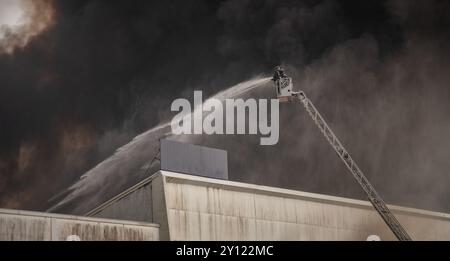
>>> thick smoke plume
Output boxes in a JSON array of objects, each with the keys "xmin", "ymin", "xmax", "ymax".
[
  {"xmin": 0, "ymin": 0, "xmax": 54, "ymax": 54},
  {"xmin": 1, "ymin": 0, "xmax": 450, "ymax": 214}
]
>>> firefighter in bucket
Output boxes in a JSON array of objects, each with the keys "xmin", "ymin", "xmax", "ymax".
[
  {"xmin": 272, "ymin": 66, "xmax": 294, "ymax": 102},
  {"xmin": 272, "ymin": 65, "xmax": 287, "ymax": 82}
]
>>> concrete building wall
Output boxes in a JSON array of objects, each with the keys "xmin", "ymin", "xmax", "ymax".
[
  {"xmin": 0, "ymin": 208, "xmax": 159, "ymax": 241},
  {"xmin": 87, "ymin": 174, "xmax": 170, "ymax": 239},
  {"xmin": 160, "ymin": 172, "xmax": 450, "ymax": 241},
  {"xmin": 91, "ymin": 178, "xmax": 153, "ymax": 223},
  {"xmin": 88, "ymin": 171, "xmax": 450, "ymax": 241}
]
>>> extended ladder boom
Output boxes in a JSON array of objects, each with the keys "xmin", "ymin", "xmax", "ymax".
[{"xmin": 293, "ymin": 91, "xmax": 412, "ymax": 241}]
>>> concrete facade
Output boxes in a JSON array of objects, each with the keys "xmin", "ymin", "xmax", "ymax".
[
  {"xmin": 0, "ymin": 208, "xmax": 159, "ymax": 241},
  {"xmin": 88, "ymin": 171, "xmax": 450, "ymax": 241}
]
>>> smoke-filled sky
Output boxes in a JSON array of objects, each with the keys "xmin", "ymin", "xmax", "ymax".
[{"xmin": 1, "ymin": 0, "xmax": 450, "ymax": 212}]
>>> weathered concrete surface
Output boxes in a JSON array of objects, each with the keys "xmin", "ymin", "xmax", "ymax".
[
  {"xmin": 87, "ymin": 171, "xmax": 450, "ymax": 241},
  {"xmin": 88, "ymin": 174, "xmax": 171, "ymax": 240},
  {"xmin": 160, "ymin": 171, "xmax": 450, "ymax": 241},
  {"xmin": 0, "ymin": 208, "xmax": 159, "ymax": 241},
  {"xmin": 89, "ymin": 178, "xmax": 154, "ymax": 223}
]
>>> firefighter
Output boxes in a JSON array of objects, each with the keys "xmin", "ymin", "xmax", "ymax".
[{"xmin": 272, "ymin": 66, "xmax": 287, "ymax": 82}]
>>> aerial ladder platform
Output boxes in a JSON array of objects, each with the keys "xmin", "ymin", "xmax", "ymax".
[{"xmin": 272, "ymin": 66, "xmax": 412, "ymax": 241}]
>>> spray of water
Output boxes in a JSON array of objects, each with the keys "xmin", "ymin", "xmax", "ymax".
[{"xmin": 48, "ymin": 76, "xmax": 272, "ymax": 213}]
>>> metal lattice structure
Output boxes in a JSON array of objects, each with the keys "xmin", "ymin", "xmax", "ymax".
[{"xmin": 293, "ymin": 91, "xmax": 412, "ymax": 241}]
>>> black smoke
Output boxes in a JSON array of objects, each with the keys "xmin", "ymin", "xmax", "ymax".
[{"xmin": 1, "ymin": 0, "xmax": 450, "ymax": 213}]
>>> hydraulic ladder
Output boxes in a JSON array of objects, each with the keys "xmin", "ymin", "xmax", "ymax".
[{"xmin": 292, "ymin": 91, "xmax": 412, "ymax": 241}]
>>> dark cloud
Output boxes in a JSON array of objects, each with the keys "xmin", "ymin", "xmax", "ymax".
[
  {"xmin": 0, "ymin": 0, "xmax": 227, "ymax": 209},
  {"xmin": 217, "ymin": 0, "xmax": 347, "ymax": 66},
  {"xmin": 1, "ymin": 0, "xmax": 449, "ymax": 213}
]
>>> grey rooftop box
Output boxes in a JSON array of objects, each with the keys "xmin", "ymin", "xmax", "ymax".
[{"xmin": 160, "ymin": 139, "xmax": 228, "ymax": 180}]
